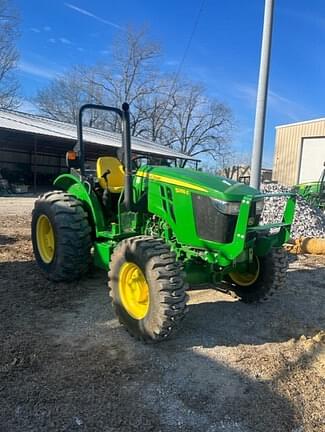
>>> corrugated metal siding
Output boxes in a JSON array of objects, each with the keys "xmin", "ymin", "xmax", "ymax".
[{"xmin": 273, "ymin": 119, "xmax": 325, "ymax": 185}]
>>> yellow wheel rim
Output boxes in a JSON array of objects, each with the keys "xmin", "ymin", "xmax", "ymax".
[
  {"xmin": 118, "ymin": 262, "xmax": 149, "ymax": 320},
  {"xmin": 36, "ymin": 215, "xmax": 55, "ymax": 264},
  {"xmin": 229, "ymin": 256, "xmax": 260, "ymax": 287}
]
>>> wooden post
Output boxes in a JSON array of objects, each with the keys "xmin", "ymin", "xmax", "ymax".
[{"xmin": 33, "ymin": 137, "xmax": 37, "ymax": 195}]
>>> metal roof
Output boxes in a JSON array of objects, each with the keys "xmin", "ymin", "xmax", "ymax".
[
  {"xmin": 276, "ymin": 117, "xmax": 325, "ymax": 129},
  {"xmin": 0, "ymin": 109, "xmax": 197, "ymax": 161}
]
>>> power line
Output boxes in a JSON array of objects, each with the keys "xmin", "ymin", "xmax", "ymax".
[
  {"xmin": 158, "ymin": 0, "xmax": 206, "ymax": 141},
  {"xmin": 168, "ymin": 0, "xmax": 206, "ymax": 94}
]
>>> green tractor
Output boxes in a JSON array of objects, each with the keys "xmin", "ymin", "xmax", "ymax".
[
  {"xmin": 31, "ymin": 103, "xmax": 296, "ymax": 342},
  {"xmin": 294, "ymin": 163, "xmax": 325, "ymax": 212}
]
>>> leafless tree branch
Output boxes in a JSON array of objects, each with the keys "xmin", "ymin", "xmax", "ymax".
[
  {"xmin": 34, "ymin": 27, "xmax": 234, "ymax": 168},
  {"xmin": 0, "ymin": 0, "xmax": 20, "ymax": 109}
]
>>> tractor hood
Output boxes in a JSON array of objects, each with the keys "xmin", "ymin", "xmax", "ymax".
[{"xmin": 137, "ymin": 166, "xmax": 259, "ymax": 201}]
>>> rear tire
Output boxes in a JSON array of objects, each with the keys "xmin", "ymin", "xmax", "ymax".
[
  {"xmin": 108, "ymin": 236, "xmax": 188, "ymax": 342},
  {"xmin": 225, "ymin": 248, "xmax": 288, "ymax": 303},
  {"xmin": 31, "ymin": 190, "xmax": 92, "ymax": 282}
]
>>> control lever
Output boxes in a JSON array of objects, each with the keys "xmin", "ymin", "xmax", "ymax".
[{"xmin": 102, "ymin": 169, "xmax": 111, "ymax": 187}]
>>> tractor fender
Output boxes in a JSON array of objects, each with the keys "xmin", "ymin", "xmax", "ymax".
[{"xmin": 54, "ymin": 174, "xmax": 106, "ymax": 235}]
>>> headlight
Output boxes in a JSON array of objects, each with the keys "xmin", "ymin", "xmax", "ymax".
[
  {"xmin": 211, "ymin": 198, "xmax": 241, "ymax": 215},
  {"xmin": 255, "ymin": 199, "xmax": 264, "ymax": 215}
]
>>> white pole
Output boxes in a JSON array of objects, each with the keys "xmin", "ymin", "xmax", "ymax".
[{"xmin": 250, "ymin": 0, "xmax": 275, "ymax": 190}]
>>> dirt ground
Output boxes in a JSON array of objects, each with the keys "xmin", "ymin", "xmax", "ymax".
[{"xmin": 0, "ymin": 197, "xmax": 324, "ymax": 432}]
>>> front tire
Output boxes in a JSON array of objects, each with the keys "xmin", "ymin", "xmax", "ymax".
[
  {"xmin": 225, "ymin": 248, "xmax": 288, "ymax": 303},
  {"xmin": 108, "ymin": 236, "xmax": 188, "ymax": 342},
  {"xmin": 31, "ymin": 190, "xmax": 92, "ymax": 282}
]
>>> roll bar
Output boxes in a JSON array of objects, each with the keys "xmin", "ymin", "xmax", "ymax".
[{"xmin": 75, "ymin": 102, "xmax": 133, "ymax": 211}]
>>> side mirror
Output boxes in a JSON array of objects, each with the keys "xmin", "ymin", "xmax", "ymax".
[{"xmin": 66, "ymin": 150, "xmax": 80, "ymax": 169}]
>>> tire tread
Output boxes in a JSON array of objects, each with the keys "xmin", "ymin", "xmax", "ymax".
[
  {"xmin": 32, "ymin": 190, "xmax": 91, "ymax": 282},
  {"xmin": 108, "ymin": 235, "xmax": 188, "ymax": 343}
]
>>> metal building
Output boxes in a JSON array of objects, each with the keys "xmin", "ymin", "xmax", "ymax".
[
  {"xmin": 0, "ymin": 109, "xmax": 195, "ymax": 194},
  {"xmin": 273, "ymin": 118, "xmax": 325, "ymax": 186}
]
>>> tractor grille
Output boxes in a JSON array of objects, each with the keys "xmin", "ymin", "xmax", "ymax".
[{"xmin": 192, "ymin": 194, "xmax": 237, "ymax": 243}]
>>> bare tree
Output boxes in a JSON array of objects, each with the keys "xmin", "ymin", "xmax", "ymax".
[
  {"xmin": 132, "ymin": 74, "xmax": 179, "ymax": 142},
  {"xmin": 218, "ymin": 151, "xmax": 251, "ymax": 179},
  {"xmin": 0, "ymin": 0, "xmax": 19, "ymax": 109},
  {"xmin": 34, "ymin": 27, "xmax": 234, "ymax": 165},
  {"xmin": 35, "ymin": 27, "xmax": 162, "ymax": 133},
  {"xmin": 165, "ymin": 83, "xmax": 233, "ymax": 166},
  {"xmin": 35, "ymin": 67, "xmax": 105, "ymax": 126},
  {"xmin": 82, "ymin": 27, "xmax": 162, "ymax": 134}
]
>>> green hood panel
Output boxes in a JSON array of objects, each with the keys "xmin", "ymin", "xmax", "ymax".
[{"xmin": 137, "ymin": 166, "xmax": 259, "ymax": 201}]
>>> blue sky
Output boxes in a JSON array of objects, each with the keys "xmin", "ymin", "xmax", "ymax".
[{"xmin": 15, "ymin": 0, "xmax": 325, "ymax": 167}]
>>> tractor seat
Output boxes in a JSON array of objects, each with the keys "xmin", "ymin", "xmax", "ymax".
[{"xmin": 96, "ymin": 157, "xmax": 124, "ymax": 193}]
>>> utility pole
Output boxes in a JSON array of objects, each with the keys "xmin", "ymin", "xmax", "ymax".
[{"xmin": 250, "ymin": 0, "xmax": 275, "ymax": 190}]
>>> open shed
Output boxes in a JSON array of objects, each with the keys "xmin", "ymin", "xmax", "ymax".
[{"xmin": 0, "ymin": 109, "xmax": 195, "ymax": 193}]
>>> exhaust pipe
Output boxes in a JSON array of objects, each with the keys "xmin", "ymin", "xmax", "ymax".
[{"xmin": 121, "ymin": 102, "xmax": 132, "ymax": 211}]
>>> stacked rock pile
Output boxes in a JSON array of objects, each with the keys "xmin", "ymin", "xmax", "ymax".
[{"xmin": 260, "ymin": 183, "xmax": 325, "ymax": 239}]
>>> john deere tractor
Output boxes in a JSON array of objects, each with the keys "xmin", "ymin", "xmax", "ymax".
[{"xmin": 31, "ymin": 103, "xmax": 296, "ymax": 342}]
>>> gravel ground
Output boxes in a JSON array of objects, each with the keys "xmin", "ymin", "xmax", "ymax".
[
  {"xmin": 0, "ymin": 198, "xmax": 324, "ymax": 432},
  {"xmin": 0, "ymin": 197, "xmax": 37, "ymax": 216}
]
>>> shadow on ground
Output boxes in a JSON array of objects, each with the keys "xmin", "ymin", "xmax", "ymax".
[
  {"xmin": 1, "ymin": 260, "xmax": 323, "ymax": 346},
  {"xmin": 1, "ymin": 259, "xmax": 324, "ymax": 431},
  {"xmin": 0, "ymin": 234, "xmax": 18, "ymax": 245}
]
